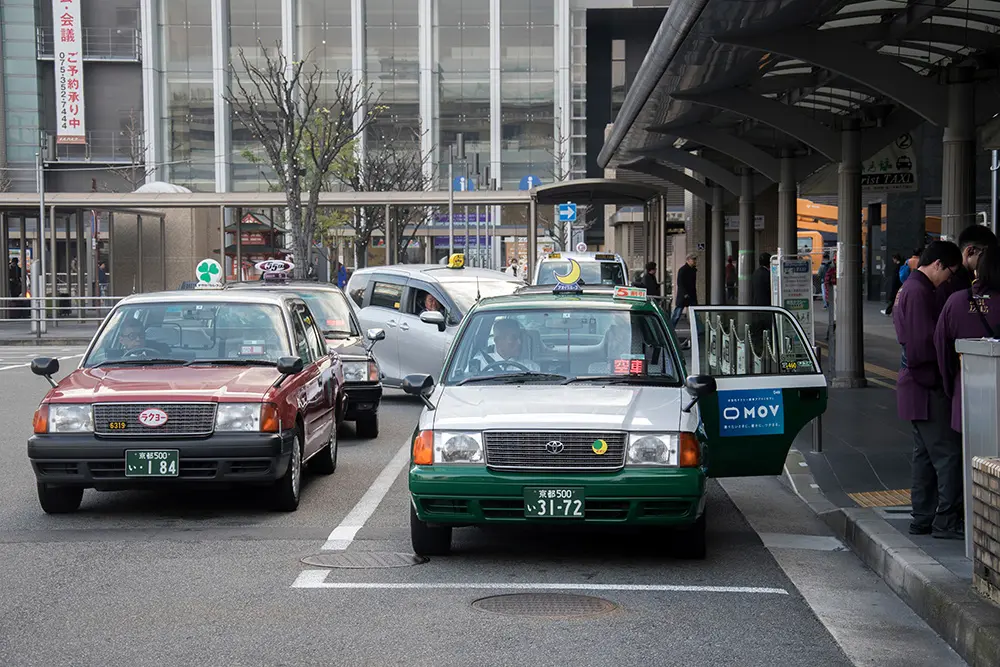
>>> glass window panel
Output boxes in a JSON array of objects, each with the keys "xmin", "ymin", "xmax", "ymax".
[
  {"xmin": 612, "ymin": 39, "xmax": 626, "ymax": 60},
  {"xmin": 3, "ymin": 77, "xmax": 38, "ymax": 94}
]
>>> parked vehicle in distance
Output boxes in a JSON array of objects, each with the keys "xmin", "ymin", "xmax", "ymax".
[
  {"xmin": 533, "ymin": 251, "xmax": 629, "ymax": 288},
  {"xmin": 346, "ymin": 260, "xmax": 524, "ymax": 385},
  {"xmin": 27, "ymin": 290, "xmax": 344, "ymax": 514},
  {"xmin": 226, "ymin": 278, "xmax": 385, "ymax": 438}
]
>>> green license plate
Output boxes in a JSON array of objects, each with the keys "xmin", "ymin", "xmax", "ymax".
[
  {"xmin": 125, "ymin": 450, "xmax": 179, "ymax": 477},
  {"xmin": 524, "ymin": 488, "xmax": 585, "ymax": 518}
]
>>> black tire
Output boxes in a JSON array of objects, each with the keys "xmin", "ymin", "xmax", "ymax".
[
  {"xmin": 673, "ymin": 510, "xmax": 707, "ymax": 560},
  {"xmin": 311, "ymin": 426, "xmax": 338, "ymax": 475},
  {"xmin": 356, "ymin": 413, "xmax": 379, "ymax": 439},
  {"xmin": 410, "ymin": 504, "xmax": 452, "ymax": 556},
  {"xmin": 37, "ymin": 483, "xmax": 83, "ymax": 514},
  {"xmin": 271, "ymin": 431, "xmax": 303, "ymax": 512}
]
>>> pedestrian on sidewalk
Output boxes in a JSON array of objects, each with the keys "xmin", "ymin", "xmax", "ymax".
[
  {"xmin": 935, "ymin": 225, "xmax": 997, "ymax": 311},
  {"xmin": 892, "ymin": 240, "xmax": 964, "ymax": 540},
  {"xmin": 819, "ymin": 254, "xmax": 832, "ymax": 308},
  {"xmin": 724, "ymin": 256, "xmax": 737, "ymax": 303},
  {"xmin": 882, "ymin": 254, "xmax": 904, "ymax": 316},
  {"xmin": 751, "ymin": 253, "xmax": 771, "ymax": 306},
  {"xmin": 935, "ymin": 243, "xmax": 1000, "ymax": 436},
  {"xmin": 670, "ymin": 256, "xmax": 695, "ymax": 327},
  {"xmin": 643, "ymin": 261, "xmax": 662, "ymax": 297}
]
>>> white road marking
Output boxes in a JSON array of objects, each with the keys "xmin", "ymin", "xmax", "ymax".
[
  {"xmin": 758, "ymin": 532, "xmax": 845, "ymax": 552},
  {"xmin": 321, "ymin": 442, "xmax": 410, "ymax": 551},
  {"xmin": 0, "ymin": 353, "xmax": 82, "ymax": 372},
  {"xmin": 290, "ymin": 570, "xmax": 789, "ymax": 594}
]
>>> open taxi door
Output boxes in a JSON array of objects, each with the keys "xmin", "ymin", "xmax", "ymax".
[{"xmin": 688, "ymin": 306, "xmax": 827, "ymax": 478}]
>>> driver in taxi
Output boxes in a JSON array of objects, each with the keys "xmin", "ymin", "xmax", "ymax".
[
  {"xmin": 421, "ymin": 292, "xmax": 444, "ymax": 315},
  {"xmin": 117, "ymin": 319, "xmax": 170, "ymax": 356},
  {"xmin": 471, "ymin": 318, "xmax": 540, "ymax": 372}
]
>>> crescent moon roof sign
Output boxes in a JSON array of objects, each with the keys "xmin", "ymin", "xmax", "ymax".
[{"xmin": 555, "ymin": 259, "xmax": 582, "ymax": 285}]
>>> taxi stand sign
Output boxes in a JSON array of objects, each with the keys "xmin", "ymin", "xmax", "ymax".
[{"xmin": 195, "ymin": 259, "xmax": 224, "ymax": 289}]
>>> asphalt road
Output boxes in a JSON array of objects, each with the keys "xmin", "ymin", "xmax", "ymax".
[{"xmin": 0, "ymin": 345, "xmax": 964, "ymax": 666}]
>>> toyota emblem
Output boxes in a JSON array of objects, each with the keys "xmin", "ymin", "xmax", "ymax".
[{"xmin": 544, "ymin": 441, "xmax": 565, "ymax": 454}]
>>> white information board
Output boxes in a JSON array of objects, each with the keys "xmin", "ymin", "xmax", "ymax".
[{"xmin": 771, "ymin": 254, "xmax": 815, "ymax": 346}]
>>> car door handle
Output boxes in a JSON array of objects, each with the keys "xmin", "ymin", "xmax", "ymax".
[
  {"xmin": 386, "ymin": 320, "xmax": 397, "ymax": 328},
  {"xmin": 399, "ymin": 322, "xmax": 409, "ymax": 331}
]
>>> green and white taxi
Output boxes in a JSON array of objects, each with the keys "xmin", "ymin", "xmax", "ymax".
[{"xmin": 403, "ymin": 277, "xmax": 827, "ymax": 559}]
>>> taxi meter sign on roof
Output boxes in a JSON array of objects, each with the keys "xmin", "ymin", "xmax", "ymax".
[
  {"xmin": 255, "ymin": 259, "xmax": 295, "ymax": 279},
  {"xmin": 614, "ymin": 286, "xmax": 647, "ymax": 300},
  {"xmin": 195, "ymin": 259, "xmax": 223, "ymax": 289}
]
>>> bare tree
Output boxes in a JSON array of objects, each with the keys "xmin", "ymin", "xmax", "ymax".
[
  {"xmin": 332, "ymin": 128, "xmax": 434, "ymax": 267},
  {"xmin": 0, "ymin": 168, "xmax": 11, "ymax": 193},
  {"xmin": 224, "ymin": 42, "xmax": 378, "ymax": 278},
  {"xmin": 107, "ymin": 107, "xmax": 156, "ymax": 192},
  {"xmin": 543, "ymin": 112, "xmax": 575, "ymax": 251}
]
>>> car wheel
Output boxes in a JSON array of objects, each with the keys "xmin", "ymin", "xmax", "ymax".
[
  {"xmin": 672, "ymin": 509, "xmax": 707, "ymax": 560},
  {"xmin": 356, "ymin": 413, "xmax": 379, "ymax": 439},
  {"xmin": 37, "ymin": 483, "xmax": 83, "ymax": 514},
  {"xmin": 410, "ymin": 504, "xmax": 452, "ymax": 556},
  {"xmin": 271, "ymin": 431, "xmax": 303, "ymax": 512},
  {"xmin": 311, "ymin": 426, "xmax": 338, "ymax": 475}
]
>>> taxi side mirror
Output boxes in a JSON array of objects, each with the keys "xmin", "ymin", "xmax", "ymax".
[
  {"xmin": 682, "ymin": 374, "xmax": 717, "ymax": 413},
  {"xmin": 31, "ymin": 357, "xmax": 59, "ymax": 388},
  {"xmin": 277, "ymin": 356, "xmax": 304, "ymax": 375},
  {"xmin": 367, "ymin": 328, "xmax": 386, "ymax": 343},
  {"xmin": 419, "ymin": 310, "xmax": 446, "ymax": 332},
  {"xmin": 402, "ymin": 373, "xmax": 436, "ymax": 410}
]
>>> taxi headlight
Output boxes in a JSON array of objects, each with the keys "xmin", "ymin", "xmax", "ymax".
[
  {"xmin": 342, "ymin": 361, "xmax": 368, "ymax": 383},
  {"xmin": 627, "ymin": 433, "xmax": 679, "ymax": 466},
  {"xmin": 433, "ymin": 432, "xmax": 484, "ymax": 464},
  {"xmin": 215, "ymin": 403, "xmax": 261, "ymax": 432},
  {"xmin": 49, "ymin": 404, "xmax": 94, "ymax": 433}
]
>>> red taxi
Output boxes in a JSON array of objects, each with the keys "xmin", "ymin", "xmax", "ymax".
[{"xmin": 27, "ymin": 290, "xmax": 343, "ymax": 513}]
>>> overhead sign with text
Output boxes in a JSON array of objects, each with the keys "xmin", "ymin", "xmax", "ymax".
[
  {"xmin": 860, "ymin": 133, "xmax": 918, "ymax": 192},
  {"xmin": 53, "ymin": 0, "xmax": 86, "ymax": 144},
  {"xmin": 724, "ymin": 215, "xmax": 765, "ymax": 231}
]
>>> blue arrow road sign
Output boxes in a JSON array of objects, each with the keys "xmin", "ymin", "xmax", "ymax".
[
  {"xmin": 519, "ymin": 175, "xmax": 541, "ymax": 190},
  {"xmin": 558, "ymin": 202, "xmax": 577, "ymax": 223},
  {"xmin": 453, "ymin": 176, "xmax": 475, "ymax": 191}
]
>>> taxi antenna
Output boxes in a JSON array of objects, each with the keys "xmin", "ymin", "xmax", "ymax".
[{"xmin": 476, "ymin": 275, "xmax": 481, "ymax": 302}]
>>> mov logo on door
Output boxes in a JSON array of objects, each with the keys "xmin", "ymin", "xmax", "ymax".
[{"xmin": 718, "ymin": 389, "xmax": 784, "ymax": 437}]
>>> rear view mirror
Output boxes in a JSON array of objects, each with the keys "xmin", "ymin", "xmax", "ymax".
[
  {"xmin": 367, "ymin": 328, "xmax": 386, "ymax": 342},
  {"xmin": 419, "ymin": 310, "xmax": 447, "ymax": 332},
  {"xmin": 682, "ymin": 374, "xmax": 717, "ymax": 413},
  {"xmin": 402, "ymin": 373, "xmax": 436, "ymax": 410},
  {"xmin": 31, "ymin": 357, "xmax": 59, "ymax": 388}
]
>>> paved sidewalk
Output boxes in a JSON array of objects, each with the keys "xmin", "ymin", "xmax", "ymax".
[{"xmin": 792, "ymin": 296, "xmax": 1000, "ymax": 664}]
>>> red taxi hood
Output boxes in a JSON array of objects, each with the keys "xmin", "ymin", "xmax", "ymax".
[{"xmin": 49, "ymin": 366, "xmax": 282, "ymax": 403}]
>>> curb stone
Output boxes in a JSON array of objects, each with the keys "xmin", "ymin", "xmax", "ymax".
[{"xmin": 783, "ymin": 448, "xmax": 1000, "ymax": 667}]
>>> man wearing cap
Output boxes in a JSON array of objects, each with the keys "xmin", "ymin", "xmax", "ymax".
[{"xmin": 670, "ymin": 254, "xmax": 698, "ymax": 327}]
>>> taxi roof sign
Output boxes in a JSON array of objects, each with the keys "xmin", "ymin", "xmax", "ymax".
[
  {"xmin": 614, "ymin": 285, "xmax": 647, "ymax": 300},
  {"xmin": 196, "ymin": 259, "xmax": 223, "ymax": 286},
  {"xmin": 447, "ymin": 253, "xmax": 465, "ymax": 269},
  {"xmin": 595, "ymin": 253, "xmax": 616, "ymax": 261},
  {"xmin": 552, "ymin": 281, "xmax": 583, "ymax": 294}
]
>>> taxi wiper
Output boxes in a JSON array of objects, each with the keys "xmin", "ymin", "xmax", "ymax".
[
  {"xmin": 562, "ymin": 375, "xmax": 679, "ymax": 385},
  {"xmin": 185, "ymin": 359, "xmax": 277, "ymax": 366},
  {"xmin": 91, "ymin": 358, "xmax": 184, "ymax": 368},
  {"xmin": 457, "ymin": 371, "xmax": 567, "ymax": 386}
]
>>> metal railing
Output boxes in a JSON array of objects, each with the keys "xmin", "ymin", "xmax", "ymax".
[
  {"xmin": 44, "ymin": 130, "xmax": 141, "ymax": 164},
  {"xmin": 36, "ymin": 27, "xmax": 141, "ymax": 62},
  {"xmin": 0, "ymin": 296, "xmax": 122, "ymax": 338}
]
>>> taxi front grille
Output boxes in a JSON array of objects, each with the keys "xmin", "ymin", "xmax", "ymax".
[
  {"xmin": 483, "ymin": 431, "xmax": 627, "ymax": 471},
  {"xmin": 93, "ymin": 403, "xmax": 217, "ymax": 437}
]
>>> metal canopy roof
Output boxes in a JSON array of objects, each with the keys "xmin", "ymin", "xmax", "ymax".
[
  {"xmin": 532, "ymin": 178, "xmax": 660, "ymax": 205},
  {"xmin": 599, "ymin": 0, "xmax": 1000, "ymax": 185}
]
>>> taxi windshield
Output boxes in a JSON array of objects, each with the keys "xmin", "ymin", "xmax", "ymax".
[
  {"xmin": 536, "ymin": 260, "xmax": 625, "ymax": 287},
  {"xmin": 295, "ymin": 291, "xmax": 358, "ymax": 337},
  {"xmin": 442, "ymin": 279, "xmax": 523, "ymax": 313},
  {"xmin": 442, "ymin": 306, "xmax": 681, "ymax": 385},
  {"xmin": 83, "ymin": 302, "xmax": 291, "ymax": 367}
]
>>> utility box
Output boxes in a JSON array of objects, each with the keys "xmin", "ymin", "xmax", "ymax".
[
  {"xmin": 957, "ymin": 338, "xmax": 1000, "ymax": 559},
  {"xmin": 973, "ymin": 457, "xmax": 1000, "ymax": 607}
]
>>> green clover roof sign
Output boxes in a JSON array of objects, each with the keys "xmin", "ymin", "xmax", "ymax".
[{"xmin": 196, "ymin": 259, "xmax": 223, "ymax": 285}]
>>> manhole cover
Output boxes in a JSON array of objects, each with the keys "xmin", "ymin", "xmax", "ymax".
[
  {"xmin": 300, "ymin": 552, "xmax": 428, "ymax": 569},
  {"xmin": 471, "ymin": 593, "xmax": 618, "ymax": 619}
]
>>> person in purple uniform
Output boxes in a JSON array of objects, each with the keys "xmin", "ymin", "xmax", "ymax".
[
  {"xmin": 935, "ymin": 225, "xmax": 997, "ymax": 311},
  {"xmin": 936, "ymin": 244, "xmax": 1000, "ymax": 435},
  {"xmin": 893, "ymin": 240, "xmax": 964, "ymax": 540}
]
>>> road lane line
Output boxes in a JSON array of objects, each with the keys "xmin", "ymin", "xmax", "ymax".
[
  {"xmin": 321, "ymin": 442, "xmax": 410, "ymax": 551},
  {"xmin": 290, "ymin": 571, "xmax": 788, "ymax": 595},
  {"xmin": 0, "ymin": 353, "xmax": 83, "ymax": 372}
]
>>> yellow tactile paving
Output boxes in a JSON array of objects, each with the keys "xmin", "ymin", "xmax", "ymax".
[{"xmin": 847, "ymin": 489, "xmax": 911, "ymax": 508}]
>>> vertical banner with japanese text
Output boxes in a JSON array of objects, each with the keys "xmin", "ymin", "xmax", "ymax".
[{"xmin": 53, "ymin": 0, "xmax": 86, "ymax": 144}]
